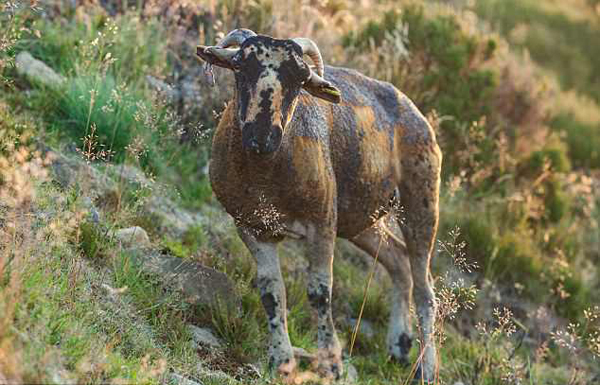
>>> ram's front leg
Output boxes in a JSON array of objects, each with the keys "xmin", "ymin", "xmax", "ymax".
[
  {"xmin": 237, "ymin": 229, "xmax": 296, "ymax": 379},
  {"xmin": 305, "ymin": 225, "xmax": 342, "ymax": 381}
]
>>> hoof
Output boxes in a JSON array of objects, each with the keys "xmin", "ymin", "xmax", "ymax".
[
  {"xmin": 315, "ymin": 361, "xmax": 342, "ymax": 381},
  {"xmin": 314, "ymin": 348, "xmax": 343, "ymax": 381},
  {"xmin": 269, "ymin": 355, "xmax": 298, "ymax": 380}
]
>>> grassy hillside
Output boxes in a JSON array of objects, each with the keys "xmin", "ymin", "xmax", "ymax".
[{"xmin": 1, "ymin": 1, "xmax": 599, "ymax": 384}]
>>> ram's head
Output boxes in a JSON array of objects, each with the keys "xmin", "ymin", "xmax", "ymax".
[{"xmin": 197, "ymin": 29, "xmax": 341, "ymax": 154}]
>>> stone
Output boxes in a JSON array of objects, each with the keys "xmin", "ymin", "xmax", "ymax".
[
  {"xmin": 47, "ymin": 147, "xmax": 115, "ymax": 193},
  {"xmin": 15, "ymin": 51, "xmax": 66, "ymax": 88},
  {"xmin": 169, "ymin": 373, "xmax": 203, "ymax": 385},
  {"xmin": 343, "ymin": 362, "xmax": 358, "ymax": 384},
  {"xmin": 146, "ymin": 75, "xmax": 180, "ymax": 103},
  {"xmin": 347, "ymin": 317, "xmax": 376, "ymax": 339},
  {"xmin": 82, "ymin": 197, "xmax": 100, "ymax": 224},
  {"xmin": 187, "ymin": 325, "xmax": 222, "ymax": 349},
  {"xmin": 113, "ymin": 226, "xmax": 151, "ymax": 248},
  {"xmin": 46, "ymin": 147, "xmax": 209, "ymax": 238},
  {"xmin": 127, "ymin": 248, "xmax": 239, "ymax": 308}
]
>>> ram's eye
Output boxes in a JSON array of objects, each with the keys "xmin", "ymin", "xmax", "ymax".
[{"xmin": 231, "ymin": 55, "xmax": 242, "ymax": 70}]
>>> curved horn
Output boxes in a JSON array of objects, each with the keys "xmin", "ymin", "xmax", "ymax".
[
  {"xmin": 292, "ymin": 37, "xmax": 324, "ymax": 77},
  {"xmin": 198, "ymin": 29, "xmax": 256, "ymax": 86},
  {"xmin": 217, "ymin": 28, "xmax": 257, "ymax": 48}
]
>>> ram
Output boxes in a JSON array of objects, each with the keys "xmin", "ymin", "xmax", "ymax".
[{"xmin": 197, "ymin": 29, "xmax": 442, "ymax": 383}]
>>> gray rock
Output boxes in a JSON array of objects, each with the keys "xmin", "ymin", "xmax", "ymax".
[
  {"xmin": 128, "ymin": 248, "xmax": 239, "ymax": 308},
  {"xmin": 48, "ymin": 148, "xmax": 116, "ymax": 194},
  {"xmin": 104, "ymin": 163, "xmax": 212, "ymax": 238},
  {"xmin": 169, "ymin": 373, "xmax": 203, "ymax": 385},
  {"xmin": 145, "ymin": 195, "xmax": 204, "ymax": 238},
  {"xmin": 113, "ymin": 226, "xmax": 151, "ymax": 248},
  {"xmin": 146, "ymin": 75, "xmax": 180, "ymax": 103},
  {"xmin": 188, "ymin": 325, "xmax": 222, "ymax": 349},
  {"xmin": 347, "ymin": 317, "xmax": 376, "ymax": 339},
  {"xmin": 82, "ymin": 197, "xmax": 100, "ymax": 224},
  {"xmin": 193, "ymin": 367, "xmax": 236, "ymax": 384},
  {"xmin": 15, "ymin": 51, "xmax": 65, "ymax": 88},
  {"xmin": 46, "ymin": 148, "xmax": 209, "ymax": 238},
  {"xmin": 343, "ymin": 362, "xmax": 358, "ymax": 384},
  {"xmin": 180, "ymin": 75, "xmax": 202, "ymax": 105}
]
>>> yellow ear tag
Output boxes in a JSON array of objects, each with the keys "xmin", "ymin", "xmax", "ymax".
[{"xmin": 323, "ymin": 88, "xmax": 340, "ymax": 96}]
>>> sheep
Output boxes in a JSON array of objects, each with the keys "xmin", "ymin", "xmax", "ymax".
[{"xmin": 197, "ymin": 28, "xmax": 442, "ymax": 383}]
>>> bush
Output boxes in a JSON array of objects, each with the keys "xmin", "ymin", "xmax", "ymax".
[
  {"xmin": 526, "ymin": 147, "xmax": 571, "ymax": 174},
  {"xmin": 474, "ymin": 0, "xmax": 600, "ymax": 103},
  {"xmin": 551, "ymin": 113, "xmax": 600, "ymax": 169},
  {"xmin": 544, "ymin": 178, "xmax": 570, "ymax": 223}
]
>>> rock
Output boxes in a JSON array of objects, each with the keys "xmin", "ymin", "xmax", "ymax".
[
  {"xmin": 15, "ymin": 51, "xmax": 65, "ymax": 88},
  {"xmin": 113, "ymin": 226, "xmax": 151, "ymax": 248},
  {"xmin": 453, "ymin": 382, "xmax": 466, "ymax": 385},
  {"xmin": 145, "ymin": 195, "xmax": 203, "ymax": 238},
  {"xmin": 187, "ymin": 325, "xmax": 222, "ymax": 349},
  {"xmin": 82, "ymin": 197, "xmax": 100, "ymax": 224},
  {"xmin": 46, "ymin": 146, "xmax": 118, "ymax": 196},
  {"xmin": 46, "ymin": 147, "xmax": 209, "ymax": 238},
  {"xmin": 104, "ymin": 163, "xmax": 213, "ymax": 238},
  {"xmin": 193, "ymin": 368, "xmax": 236, "ymax": 384},
  {"xmin": 128, "ymin": 248, "xmax": 239, "ymax": 308},
  {"xmin": 146, "ymin": 75, "xmax": 180, "ymax": 103},
  {"xmin": 343, "ymin": 362, "xmax": 358, "ymax": 384},
  {"xmin": 169, "ymin": 373, "xmax": 203, "ymax": 385},
  {"xmin": 347, "ymin": 317, "xmax": 376, "ymax": 339},
  {"xmin": 244, "ymin": 363, "xmax": 261, "ymax": 378},
  {"xmin": 180, "ymin": 74, "xmax": 203, "ymax": 105},
  {"xmin": 101, "ymin": 283, "xmax": 128, "ymax": 297}
]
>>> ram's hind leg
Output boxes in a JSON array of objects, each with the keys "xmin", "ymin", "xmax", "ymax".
[
  {"xmin": 399, "ymin": 145, "xmax": 442, "ymax": 383},
  {"xmin": 351, "ymin": 217, "xmax": 413, "ymax": 365},
  {"xmin": 237, "ymin": 229, "xmax": 296, "ymax": 379}
]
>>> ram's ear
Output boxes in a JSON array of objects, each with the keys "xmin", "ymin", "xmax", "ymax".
[
  {"xmin": 302, "ymin": 72, "xmax": 341, "ymax": 104},
  {"xmin": 196, "ymin": 45, "xmax": 238, "ymax": 70}
]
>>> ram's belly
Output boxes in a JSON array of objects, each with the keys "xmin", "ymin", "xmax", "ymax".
[
  {"xmin": 336, "ymin": 169, "xmax": 398, "ymax": 239},
  {"xmin": 332, "ymin": 106, "xmax": 401, "ymax": 239}
]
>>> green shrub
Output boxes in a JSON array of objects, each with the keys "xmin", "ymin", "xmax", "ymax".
[
  {"xmin": 342, "ymin": 10, "xmax": 403, "ymax": 48},
  {"xmin": 526, "ymin": 147, "xmax": 571, "ymax": 174},
  {"xmin": 474, "ymin": 0, "xmax": 600, "ymax": 103},
  {"xmin": 495, "ymin": 236, "xmax": 543, "ymax": 282},
  {"xmin": 456, "ymin": 215, "xmax": 496, "ymax": 263},
  {"xmin": 560, "ymin": 275, "xmax": 592, "ymax": 319},
  {"xmin": 551, "ymin": 113, "xmax": 600, "ymax": 169},
  {"xmin": 544, "ymin": 178, "xmax": 570, "ymax": 223}
]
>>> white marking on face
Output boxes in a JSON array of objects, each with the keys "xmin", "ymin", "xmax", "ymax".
[{"xmin": 240, "ymin": 45, "xmax": 295, "ymax": 127}]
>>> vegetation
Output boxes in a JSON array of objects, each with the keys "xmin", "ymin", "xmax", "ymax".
[{"xmin": 1, "ymin": 0, "xmax": 599, "ymax": 384}]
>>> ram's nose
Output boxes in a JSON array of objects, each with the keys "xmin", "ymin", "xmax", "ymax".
[{"xmin": 242, "ymin": 123, "xmax": 283, "ymax": 155}]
